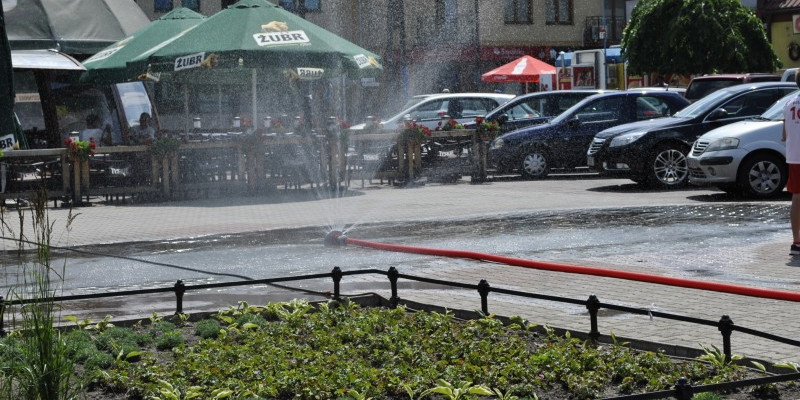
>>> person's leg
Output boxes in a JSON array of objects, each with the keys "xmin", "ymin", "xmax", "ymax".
[
  {"xmin": 793, "ymin": 193, "xmax": 800, "ymax": 244},
  {"xmin": 788, "ymin": 164, "xmax": 800, "ymax": 254}
]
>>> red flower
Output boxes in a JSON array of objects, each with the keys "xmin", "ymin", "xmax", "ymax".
[{"xmin": 475, "ymin": 116, "xmax": 484, "ymax": 124}]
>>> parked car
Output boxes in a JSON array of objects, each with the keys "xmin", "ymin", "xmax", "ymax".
[
  {"xmin": 782, "ymin": 68, "xmax": 798, "ymax": 83},
  {"xmin": 627, "ymin": 86, "xmax": 687, "ymax": 96},
  {"xmin": 349, "ymin": 92, "xmax": 514, "ymax": 131},
  {"xmin": 461, "ymin": 90, "xmax": 609, "ymax": 133},
  {"xmin": 487, "ymin": 90, "xmax": 689, "ymax": 179},
  {"xmin": 587, "ymin": 82, "xmax": 797, "ymax": 188},
  {"xmin": 684, "ymin": 73, "xmax": 781, "ymax": 102},
  {"xmin": 687, "ymin": 90, "xmax": 798, "ymax": 198}
]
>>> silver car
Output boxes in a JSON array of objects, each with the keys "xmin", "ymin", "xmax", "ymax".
[
  {"xmin": 349, "ymin": 92, "xmax": 514, "ymax": 131},
  {"xmin": 687, "ymin": 90, "xmax": 798, "ymax": 198}
]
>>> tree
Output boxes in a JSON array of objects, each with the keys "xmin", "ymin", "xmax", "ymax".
[{"xmin": 621, "ymin": 0, "xmax": 781, "ymax": 76}]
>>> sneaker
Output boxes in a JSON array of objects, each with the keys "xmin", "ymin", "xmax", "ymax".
[{"xmin": 791, "ymin": 244, "xmax": 800, "ymax": 255}]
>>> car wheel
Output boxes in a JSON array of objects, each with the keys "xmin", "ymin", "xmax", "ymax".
[
  {"xmin": 519, "ymin": 148, "xmax": 550, "ymax": 179},
  {"xmin": 736, "ymin": 153, "xmax": 787, "ymax": 199},
  {"xmin": 648, "ymin": 144, "xmax": 689, "ymax": 188}
]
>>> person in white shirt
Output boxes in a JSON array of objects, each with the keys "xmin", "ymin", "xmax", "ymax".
[
  {"xmin": 782, "ymin": 74, "xmax": 800, "ymax": 255},
  {"xmin": 129, "ymin": 112, "xmax": 155, "ymax": 145}
]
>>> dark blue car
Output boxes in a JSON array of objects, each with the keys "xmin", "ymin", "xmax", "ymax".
[
  {"xmin": 462, "ymin": 90, "xmax": 608, "ymax": 134},
  {"xmin": 488, "ymin": 91, "xmax": 690, "ymax": 179}
]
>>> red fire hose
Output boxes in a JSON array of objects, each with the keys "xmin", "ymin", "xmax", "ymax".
[{"xmin": 340, "ymin": 235, "xmax": 800, "ymax": 303}]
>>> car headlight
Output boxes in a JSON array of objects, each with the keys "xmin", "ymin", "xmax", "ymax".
[
  {"xmin": 489, "ymin": 138, "xmax": 505, "ymax": 150},
  {"xmin": 609, "ymin": 132, "xmax": 647, "ymax": 147},
  {"xmin": 704, "ymin": 137, "xmax": 739, "ymax": 152}
]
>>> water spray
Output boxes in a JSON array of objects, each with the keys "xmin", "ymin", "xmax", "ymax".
[
  {"xmin": 330, "ymin": 233, "xmax": 800, "ymax": 303},
  {"xmin": 324, "ymin": 230, "xmax": 347, "ymax": 247}
]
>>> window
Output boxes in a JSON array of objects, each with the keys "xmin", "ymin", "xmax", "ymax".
[
  {"xmin": 504, "ymin": 0, "xmax": 531, "ymax": 24},
  {"xmin": 181, "ymin": 0, "xmax": 200, "ymax": 11},
  {"xmin": 545, "ymin": 0, "xmax": 572, "ymax": 25},
  {"xmin": 154, "ymin": 0, "xmax": 172, "ymax": 12},
  {"xmin": 279, "ymin": 0, "xmax": 321, "ymax": 12},
  {"xmin": 221, "ymin": 0, "xmax": 237, "ymax": 8}
]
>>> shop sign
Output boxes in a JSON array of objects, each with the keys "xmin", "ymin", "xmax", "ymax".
[{"xmin": 481, "ymin": 46, "xmax": 549, "ymax": 61}]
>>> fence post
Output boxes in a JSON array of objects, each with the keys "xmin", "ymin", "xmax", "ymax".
[
  {"xmin": 477, "ymin": 279, "xmax": 490, "ymax": 315},
  {"xmin": 0, "ymin": 296, "xmax": 5, "ymax": 337},
  {"xmin": 674, "ymin": 377, "xmax": 693, "ymax": 400},
  {"xmin": 388, "ymin": 267, "xmax": 399, "ymax": 308},
  {"xmin": 174, "ymin": 280, "xmax": 185, "ymax": 315},
  {"xmin": 586, "ymin": 294, "xmax": 601, "ymax": 342},
  {"xmin": 718, "ymin": 315, "xmax": 734, "ymax": 363},
  {"xmin": 332, "ymin": 267, "xmax": 343, "ymax": 301}
]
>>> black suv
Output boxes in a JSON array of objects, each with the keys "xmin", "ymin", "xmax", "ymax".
[
  {"xmin": 488, "ymin": 90, "xmax": 689, "ymax": 179},
  {"xmin": 587, "ymin": 82, "xmax": 797, "ymax": 188}
]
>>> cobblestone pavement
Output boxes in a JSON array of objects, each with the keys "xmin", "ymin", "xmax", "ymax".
[{"xmin": 2, "ymin": 176, "xmax": 799, "ymax": 364}]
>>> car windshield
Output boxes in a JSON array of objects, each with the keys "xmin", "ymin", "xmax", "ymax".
[
  {"xmin": 761, "ymin": 90, "xmax": 800, "ymax": 121},
  {"xmin": 672, "ymin": 87, "xmax": 737, "ymax": 118}
]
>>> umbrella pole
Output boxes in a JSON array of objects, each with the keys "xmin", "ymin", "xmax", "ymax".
[
  {"xmin": 218, "ymin": 84, "xmax": 223, "ymax": 129},
  {"xmin": 184, "ymin": 84, "xmax": 190, "ymax": 133},
  {"xmin": 252, "ymin": 69, "xmax": 258, "ymax": 130}
]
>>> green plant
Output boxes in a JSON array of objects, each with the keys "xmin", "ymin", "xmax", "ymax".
[
  {"xmin": 697, "ymin": 344, "xmax": 742, "ymax": 368},
  {"xmin": 149, "ymin": 136, "xmax": 181, "ymax": 158},
  {"xmin": 2, "ymin": 188, "xmax": 83, "ymax": 399},
  {"xmin": 84, "ymin": 314, "xmax": 115, "ymax": 332},
  {"xmin": 64, "ymin": 137, "xmax": 96, "ymax": 161},
  {"xmin": 195, "ymin": 319, "xmax": 222, "ymax": 339},
  {"xmin": 420, "ymin": 379, "xmax": 493, "ymax": 399},
  {"xmin": 774, "ymin": 361, "xmax": 800, "ymax": 372},
  {"xmin": 155, "ymin": 330, "xmax": 186, "ymax": 350}
]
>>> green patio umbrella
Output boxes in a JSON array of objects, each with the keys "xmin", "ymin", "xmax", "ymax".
[
  {"xmin": 129, "ymin": 0, "xmax": 382, "ymax": 79},
  {"xmin": 81, "ymin": 7, "xmax": 206, "ymax": 84},
  {"xmin": 129, "ymin": 0, "xmax": 382, "ymax": 129}
]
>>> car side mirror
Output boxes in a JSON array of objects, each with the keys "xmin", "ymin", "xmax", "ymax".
[
  {"xmin": 567, "ymin": 116, "xmax": 581, "ymax": 127},
  {"xmin": 498, "ymin": 114, "xmax": 509, "ymax": 125},
  {"xmin": 707, "ymin": 108, "xmax": 729, "ymax": 121}
]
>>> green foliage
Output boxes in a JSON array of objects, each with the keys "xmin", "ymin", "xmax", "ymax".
[
  {"xmin": 75, "ymin": 302, "xmax": 747, "ymax": 399},
  {"xmin": 96, "ymin": 326, "xmax": 152, "ymax": 357},
  {"xmin": 155, "ymin": 331, "xmax": 186, "ymax": 351},
  {"xmin": 697, "ymin": 344, "xmax": 743, "ymax": 368},
  {"xmin": 692, "ymin": 393, "xmax": 724, "ymax": 400},
  {"xmin": 0, "ymin": 189, "xmax": 83, "ymax": 400},
  {"xmin": 420, "ymin": 379, "xmax": 493, "ymax": 399},
  {"xmin": 622, "ymin": 0, "xmax": 781, "ymax": 75},
  {"xmin": 774, "ymin": 361, "xmax": 800, "ymax": 372},
  {"xmin": 195, "ymin": 319, "xmax": 223, "ymax": 339}
]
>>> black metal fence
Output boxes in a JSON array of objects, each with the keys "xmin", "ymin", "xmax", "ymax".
[{"xmin": 2, "ymin": 266, "xmax": 799, "ymax": 399}]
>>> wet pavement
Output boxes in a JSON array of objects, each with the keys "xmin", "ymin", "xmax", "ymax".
[{"xmin": 1, "ymin": 176, "xmax": 799, "ymax": 363}]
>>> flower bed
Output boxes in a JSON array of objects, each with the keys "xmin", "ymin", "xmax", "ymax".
[{"xmin": 3, "ymin": 299, "xmax": 796, "ymax": 400}]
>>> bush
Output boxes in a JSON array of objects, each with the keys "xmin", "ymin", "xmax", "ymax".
[
  {"xmin": 195, "ymin": 319, "xmax": 222, "ymax": 339},
  {"xmin": 155, "ymin": 331, "xmax": 185, "ymax": 351}
]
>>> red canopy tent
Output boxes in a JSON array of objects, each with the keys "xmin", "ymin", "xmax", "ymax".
[{"xmin": 481, "ymin": 55, "xmax": 557, "ymax": 93}]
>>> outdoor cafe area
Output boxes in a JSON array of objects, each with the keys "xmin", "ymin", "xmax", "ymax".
[{"xmin": 0, "ymin": 121, "xmax": 491, "ymax": 208}]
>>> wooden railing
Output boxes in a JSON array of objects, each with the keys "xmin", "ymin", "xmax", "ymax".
[{"xmin": 0, "ymin": 129, "xmax": 490, "ymax": 205}]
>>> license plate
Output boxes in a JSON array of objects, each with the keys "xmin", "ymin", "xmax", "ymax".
[{"xmin": 587, "ymin": 156, "xmax": 594, "ymax": 167}]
